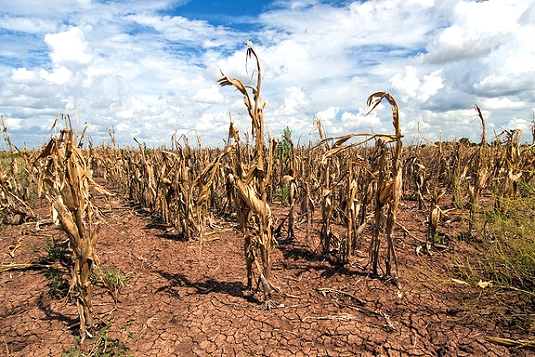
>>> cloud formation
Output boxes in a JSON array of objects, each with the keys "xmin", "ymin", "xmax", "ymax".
[{"xmin": 0, "ymin": 0, "xmax": 534, "ymax": 148}]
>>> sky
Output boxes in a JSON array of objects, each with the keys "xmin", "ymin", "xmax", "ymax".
[{"xmin": 0, "ymin": 0, "xmax": 534, "ymax": 149}]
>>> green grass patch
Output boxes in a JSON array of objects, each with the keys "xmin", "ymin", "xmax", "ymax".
[
  {"xmin": 96, "ymin": 266, "xmax": 132, "ymax": 297},
  {"xmin": 63, "ymin": 321, "xmax": 134, "ymax": 357},
  {"xmin": 455, "ymin": 191, "xmax": 535, "ymax": 295}
]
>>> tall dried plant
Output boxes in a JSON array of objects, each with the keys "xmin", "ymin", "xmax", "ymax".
[
  {"xmin": 366, "ymin": 92, "xmax": 403, "ymax": 278},
  {"xmin": 467, "ymin": 105, "xmax": 490, "ymax": 231},
  {"xmin": 218, "ymin": 42, "xmax": 276, "ymax": 308},
  {"xmin": 36, "ymin": 115, "xmax": 113, "ymax": 340},
  {"xmin": 0, "ymin": 116, "xmax": 35, "ymax": 224}
]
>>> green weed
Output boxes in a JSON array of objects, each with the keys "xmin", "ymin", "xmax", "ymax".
[
  {"xmin": 455, "ymin": 189, "xmax": 535, "ymax": 294},
  {"xmin": 275, "ymin": 184, "xmax": 290, "ymax": 204},
  {"xmin": 63, "ymin": 321, "xmax": 134, "ymax": 357},
  {"xmin": 96, "ymin": 266, "xmax": 132, "ymax": 297},
  {"xmin": 47, "ymin": 269, "xmax": 69, "ymax": 298},
  {"xmin": 42, "ymin": 238, "xmax": 70, "ymax": 264},
  {"xmin": 38, "ymin": 238, "xmax": 71, "ymax": 298}
]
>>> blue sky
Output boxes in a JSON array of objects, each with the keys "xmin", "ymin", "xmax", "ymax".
[
  {"xmin": 0, "ymin": 0, "xmax": 534, "ymax": 148},
  {"xmin": 169, "ymin": 0, "xmax": 270, "ymax": 28}
]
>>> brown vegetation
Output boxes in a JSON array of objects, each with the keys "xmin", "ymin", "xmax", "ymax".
[{"xmin": 1, "ymin": 43, "xmax": 535, "ymax": 356}]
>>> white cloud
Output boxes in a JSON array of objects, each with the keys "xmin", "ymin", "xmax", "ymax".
[
  {"xmin": 1, "ymin": 16, "xmax": 58, "ymax": 33},
  {"xmin": 44, "ymin": 27, "xmax": 92, "ymax": 65},
  {"xmin": 0, "ymin": 0, "xmax": 534, "ymax": 147},
  {"xmin": 127, "ymin": 14, "xmax": 237, "ymax": 48},
  {"xmin": 506, "ymin": 117, "xmax": 531, "ymax": 134},
  {"xmin": 474, "ymin": 54, "xmax": 535, "ymax": 96},
  {"xmin": 424, "ymin": 0, "xmax": 528, "ymax": 63},
  {"xmin": 272, "ymin": 86, "xmax": 310, "ymax": 116},
  {"xmin": 480, "ymin": 97, "xmax": 526, "ymax": 110},
  {"xmin": 11, "ymin": 68, "xmax": 40, "ymax": 83},
  {"xmin": 316, "ymin": 106, "xmax": 339, "ymax": 122},
  {"xmin": 389, "ymin": 66, "xmax": 443, "ymax": 103},
  {"xmin": 341, "ymin": 111, "xmax": 380, "ymax": 129},
  {"xmin": 39, "ymin": 66, "xmax": 72, "ymax": 85},
  {"xmin": 192, "ymin": 86, "xmax": 224, "ymax": 104},
  {"xmin": 3, "ymin": 117, "xmax": 23, "ymax": 130},
  {"xmin": 1, "ymin": 0, "xmax": 91, "ymax": 15}
]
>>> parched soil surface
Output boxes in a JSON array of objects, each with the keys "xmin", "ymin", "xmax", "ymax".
[{"xmin": 1, "ymin": 185, "xmax": 533, "ymax": 356}]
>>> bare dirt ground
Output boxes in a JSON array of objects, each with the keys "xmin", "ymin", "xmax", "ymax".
[{"xmin": 1, "ymin": 184, "xmax": 533, "ymax": 357}]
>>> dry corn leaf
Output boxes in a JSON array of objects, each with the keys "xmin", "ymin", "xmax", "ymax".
[
  {"xmin": 236, "ymin": 179, "xmax": 269, "ymax": 218},
  {"xmin": 282, "ymin": 175, "xmax": 294, "ymax": 184},
  {"xmin": 451, "ymin": 278, "xmax": 469, "ymax": 285},
  {"xmin": 7, "ymin": 243, "xmax": 21, "ymax": 258},
  {"xmin": 485, "ymin": 336, "xmax": 535, "ymax": 348},
  {"xmin": 477, "ymin": 280, "xmax": 493, "ymax": 289}
]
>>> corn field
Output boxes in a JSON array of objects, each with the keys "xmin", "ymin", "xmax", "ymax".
[{"xmin": 2, "ymin": 43, "xmax": 535, "ymax": 344}]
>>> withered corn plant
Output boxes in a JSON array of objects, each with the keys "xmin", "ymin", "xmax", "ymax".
[
  {"xmin": 218, "ymin": 41, "xmax": 277, "ymax": 308},
  {"xmin": 426, "ymin": 186, "xmax": 446, "ymax": 253},
  {"xmin": 299, "ymin": 143, "xmax": 316, "ymax": 247},
  {"xmin": 492, "ymin": 129, "xmax": 523, "ymax": 214},
  {"xmin": 316, "ymin": 122, "xmax": 354, "ymax": 259},
  {"xmin": 467, "ymin": 105, "xmax": 490, "ymax": 231},
  {"xmin": 0, "ymin": 116, "xmax": 35, "ymax": 224},
  {"xmin": 272, "ymin": 128, "xmax": 299, "ymax": 241},
  {"xmin": 93, "ymin": 130, "xmax": 231, "ymax": 242},
  {"xmin": 314, "ymin": 92, "xmax": 403, "ymax": 271},
  {"xmin": 366, "ymin": 92, "xmax": 403, "ymax": 278},
  {"xmin": 35, "ymin": 115, "xmax": 113, "ymax": 340},
  {"xmin": 344, "ymin": 158, "xmax": 368, "ymax": 260},
  {"xmin": 421, "ymin": 140, "xmax": 450, "ymax": 253}
]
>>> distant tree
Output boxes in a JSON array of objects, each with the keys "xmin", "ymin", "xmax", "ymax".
[{"xmin": 459, "ymin": 137, "xmax": 471, "ymax": 146}]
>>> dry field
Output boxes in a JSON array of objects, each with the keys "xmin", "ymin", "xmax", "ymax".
[
  {"xmin": 0, "ymin": 179, "xmax": 532, "ymax": 356},
  {"xmin": 1, "ymin": 44, "xmax": 535, "ymax": 356}
]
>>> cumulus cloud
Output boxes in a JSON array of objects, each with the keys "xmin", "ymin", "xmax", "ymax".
[
  {"xmin": 11, "ymin": 68, "xmax": 40, "ymax": 83},
  {"xmin": 389, "ymin": 66, "xmax": 444, "ymax": 104},
  {"xmin": 506, "ymin": 117, "xmax": 532, "ymax": 135},
  {"xmin": 39, "ymin": 66, "xmax": 72, "ymax": 85},
  {"xmin": 480, "ymin": 97, "xmax": 526, "ymax": 110},
  {"xmin": 424, "ymin": 0, "xmax": 527, "ymax": 64},
  {"xmin": 192, "ymin": 86, "xmax": 225, "ymax": 104},
  {"xmin": 341, "ymin": 111, "xmax": 381, "ymax": 130},
  {"xmin": 272, "ymin": 86, "xmax": 311, "ymax": 116},
  {"xmin": 0, "ymin": 0, "xmax": 534, "ymax": 147},
  {"xmin": 44, "ymin": 27, "xmax": 92, "ymax": 65}
]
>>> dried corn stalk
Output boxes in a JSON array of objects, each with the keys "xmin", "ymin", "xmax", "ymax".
[
  {"xmin": 35, "ymin": 115, "xmax": 112, "ymax": 340},
  {"xmin": 312, "ymin": 92, "xmax": 402, "ymax": 273},
  {"xmin": 426, "ymin": 187, "xmax": 445, "ymax": 253},
  {"xmin": 366, "ymin": 92, "xmax": 403, "ymax": 278},
  {"xmin": 0, "ymin": 117, "xmax": 35, "ymax": 224},
  {"xmin": 493, "ymin": 129, "xmax": 523, "ymax": 213},
  {"xmin": 467, "ymin": 105, "xmax": 490, "ymax": 231},
  {"xmin": 218, "ymin": 41, "xmax": 276, "ymax": 308}
]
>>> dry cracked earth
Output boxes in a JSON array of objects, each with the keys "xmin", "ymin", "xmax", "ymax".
[{"xmin": 1, "ymin": 186, "xmax": 533, "ymax": 356}]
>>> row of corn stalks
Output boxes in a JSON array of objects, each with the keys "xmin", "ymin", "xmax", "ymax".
[
  {"xmin": 3, "ymin": 43, "xmax": 535, "ymax": 332},
  {"xmin": 88, "ymin": 45, "xmax": 535, "ymax": 288}
]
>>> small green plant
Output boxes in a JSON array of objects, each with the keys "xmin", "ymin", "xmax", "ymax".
[
  {"xmin": 38, "ymin": 238, "xmax": 71, "ymax": 298},
  {"xmin": 41, "ymin": 238, "xmax": 70, "ymax": 264},
  {"xmin": 96, "ymin": 266, "xmax": 132, "ymax": 297},
  {"xmin": 47, "ymin": 269, "xmax": 69, "ymax": 298},
  {"xmin": 433, "ymin": 232, "xmax": 445, "ymax": 245},
  {"xmin": 63, "ymin": 321, "xmax": 133, "ymax": 357},
  {"xmin": 276, "ymin": 126, "xmax": 292, "ymax": 160},
  {"xmin": 275, "ymin": 184, "xmax": 290, "ymax": 204}
]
